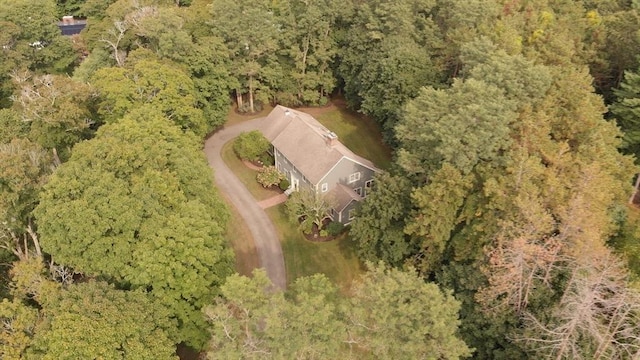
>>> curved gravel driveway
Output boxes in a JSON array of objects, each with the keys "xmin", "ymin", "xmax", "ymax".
[{"xmin": 203, "ymin": 117, "xmax": 287, "ymax": 289}]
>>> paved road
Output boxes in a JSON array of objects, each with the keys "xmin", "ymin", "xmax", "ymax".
[{"xmin": 203, "ymin": 118, "xmax": 287, "ymax": 290}]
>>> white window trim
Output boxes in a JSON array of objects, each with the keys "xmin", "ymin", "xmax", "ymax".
[
  {"xmin": 348, "ymin": 172, "xmax": 361, "ymax": 183},
  {"xmin": 321, "ymin": 183, "xmax": 328, "ymax": 192},
  {"xmin": 365, "ymin": 179, "xmax": 374, "ymax": 188},
  {"xmin": 354, "ymin": 187, "xmax": 362, "ymax": 196}
]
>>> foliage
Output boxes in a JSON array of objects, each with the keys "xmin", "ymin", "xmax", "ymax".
[
  {"xmin": 91, "ymin": 57, "xmax": 208, "ymax": 137},
  {"xmin": 256, "ymin": 166, "xmax": 284, "ymax": 188},
  {"xmin": 338, "ymin": 0, "xmax": 444, "ymax": 137},
  {"xmin": 206, "ymin": 266, "xmax": 470, "ymax": 359},
  {"xmin": 285, "ymin": 189, "xmax": 334, "ymax": 234},
  {"xmin": 0, "ymin": 298, "xmax": 39, "ymax": 360},
  {"xmin": 350, "ymin": 172, "xmax": 414, "ymax": 266},
  {"xmin": 325, "ymin": 221, "xmax": 344, "ymax": 236},
  {"xmin": 611, "ymin": 69, "xmax": 640, "ymax": 160},
  {"xmin": 278, "ymin": 178, "xmax": 290, "ymax": 191},
  {"xmin": 404, "ymin": 164, "xmax": 474, "ymax": 274},
  {"xmin": 34, "ymin": 110, "xmax": 234, "ymax": 348},
  {"xmin": 346, "ymin": 263, "xmax": 472, "ymax": 359},
  {"xmin": 1, "ymin": 256, "xmax": 177, "ymax": 360},
  {"xmin": 205, "ymin": 270, "xmax": 346, "ymax": 359},
  {"xmin": 232, "ymin": 130, "xmax": 271, "ymax": 162},
  {"xmin": 9, "ymin": 73, "xmax": 97, "ymax": 159},
  {"xmin": 395, "ymin": 77, "xmax": 514, "ymax": 177},
  {"xmin": 0, "ymin": 139, "xmax": 53, "ymax": 232},
  {"xmin": 28, "ymin": 281, "xmax": 178, "ymax": 360}
]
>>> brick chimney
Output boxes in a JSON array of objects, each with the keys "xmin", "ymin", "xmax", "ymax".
[{"xmin": 324, "ymin": 131, "xmax": 338, "ymax": 147}]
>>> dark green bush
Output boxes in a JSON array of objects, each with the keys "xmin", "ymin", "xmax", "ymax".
[
  {"xmin": 279, "ymin": 178, "xmax": 290, "ymax": 191},
  {"xmin": 259, "ymin": 152, "xmax": 274, "ymax": 166},
  {"xmin": 326, "ymin": 221, "xmax": 344, "ymax": 236},
  {"xmin": 233, "ymin": 130, "xmax": 270, "ymax": 162}
]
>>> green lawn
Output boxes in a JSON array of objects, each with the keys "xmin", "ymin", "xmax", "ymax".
[
  {"xmin": 220, "ymin": 141, "xmax": 282, "ymax": 201},
  {"xmin": 266, "ymin": 204, "xmax": 364, "ymax": 292},
  {"xmin": 315, "ymin": 107, "xmax": 392, "ymax": 169},
  {"xmin": 222, "ymin": 193, "xmax": 260, "ymax": 277}
]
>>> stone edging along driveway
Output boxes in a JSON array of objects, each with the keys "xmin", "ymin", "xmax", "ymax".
[{"xmin": 203, "ymin": 117, "xmax": 287, "ymax": 290}]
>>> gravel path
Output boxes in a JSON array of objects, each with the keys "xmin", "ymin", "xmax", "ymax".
[{"xmin": 203, "ymin": 118, "xmax": 287, "ymax": 289}]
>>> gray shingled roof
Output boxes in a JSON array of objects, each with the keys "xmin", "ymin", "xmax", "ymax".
[
  {"xmin": 328, "ymin": 183, "xmax": 363, "ymax": 212},
  {"xmin": 261, "ymin": 105, "xmax": 379, "ymax": 185}
]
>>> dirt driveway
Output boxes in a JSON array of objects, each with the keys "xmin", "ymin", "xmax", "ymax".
[{"xmin": 203, "ymin": 117, "xmax": 287, "ymax": 289}]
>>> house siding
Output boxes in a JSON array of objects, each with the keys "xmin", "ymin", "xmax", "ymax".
[
  {"xmin": 274, "ymin": 148, "xmax": 313, "ymax": 190},
  {"xmin": 318, "ymin": 157, "xmax": 376, "ymax": 194},
  {"xmin": 340, "ymin": 200, "xmax": 360, "ymax": 225}
]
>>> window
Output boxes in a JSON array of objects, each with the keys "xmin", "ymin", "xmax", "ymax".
[
  {"xmin": 348, "ymin": 209, "xmax": 356, "ymax": 220},
  {"xmin": 354, "ymin": 187, "xmax": 362, "ymax": 196},
  {"xmin": 365, "ymin": 179, "xmax": 374, "ymax": 196},
  {"xmin": 348, "ymin": 172, "xmax": 361, "ymax": 183},
  {"xmin": 321, "ymin": 183, "xmax": 328, "ymax": 192}
]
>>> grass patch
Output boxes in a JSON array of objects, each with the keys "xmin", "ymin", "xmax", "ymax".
[
  {"xmin": 224, "ymin": 103, "xmax": 275, "ymax": 127},
  {"xmin": 266, "ymin": 204, "xmax": 364, "ymax": 292},
  {"xmin": 222, "ymin": 194, "xmax": 260, "ymax": 276},
  {"xmin": 315, "ymin": 106, "xmax": 392, "ymax": 169},
  {"xmin": 220, "ymin": 141, "xmax": 281, "ymax": 201}
]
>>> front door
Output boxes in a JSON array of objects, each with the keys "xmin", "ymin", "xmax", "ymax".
[{"xmin": 291, "ymin": 176, "xmax": 299, "ymax": 191}]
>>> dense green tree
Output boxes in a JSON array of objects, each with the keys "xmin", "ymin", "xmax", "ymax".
[
  {"xmin": 28, "ymin": 281, "xmax": 178, "ymax": 360},
  {"xmin": 232, "ymin": 130, "xmax": 270, "ymax": 162},
  {"xmin": 1, "ymin": 256, "xmax": 178, "ymax": 360},
  {"xmin": 404, "ymin": 164, "xmax": 474, "ymax": 274},
  {"xmin": 395, "ymin": 78, "xmax": 514, "ymax": 177},
  {"xmin": 611, "ymin": 69, "xmax": 640, "ymax": 159},
  {"xmin": 591, "ymin": 6, "xmax": 640, "ymax": 97},
  {"xmin": 0, "ymin": 0, "xmax": 78, "ymax": 105},
  {"xmin": 433, "ymin": 0, "xmax": 501, "ymax": 77},
  {"xmin": 0, "ymin": 139, "xmax": 53, "ymax": 233},
  {"xmin": 345, "ymin": 263, "xmax": 471, "ymax": 359},
  {"xmin": 276, "ymin": 0, "xmax": 342, "ymax": 105},
  {"xmin": 10, "ymin": 73, "xmax": 96, "ymax": 159},
  {"xmin": 210, "ymin": 0, "xmax": 281, "ymax": 112},
  {"xmin": 91, "ymin": 57, "xmax": 208, "ymax": 136},
  {"xmin": 205, "ymin": 271, "xmax": 346, "ymax": 359},
  {"xmin": 0, "ymin": 298, "xmax": 39, "ymax": 359},
  {"xmin": 34, "ymin": 109, "xmax": 233, "ymax": 348},
  {"xmin": 338, "ymin": 0, "xmax": 444, "ymax": 137},
  {"xmin": 350, "ymin": 172, "xmax": 414, "ymax": 267},
  {"xmin": 206, "ymin": 266, "xmax": 470, "ymax": 359}
]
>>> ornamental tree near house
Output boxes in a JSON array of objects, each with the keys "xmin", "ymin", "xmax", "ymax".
[
  {"xmin": 285, "ymin": 189, "xmax": 334, "ymax": 235},
  {"xmin": 257, "ymin": 166, "xmax": 285, "ymax": 188}
]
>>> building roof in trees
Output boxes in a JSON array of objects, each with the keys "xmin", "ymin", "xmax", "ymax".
[
  {"xmin": 329, "ymin": 183, "xmax": 363, "ymax": 212},
  {"xmin": 57, "ymin": 16, "xmax": 87, "ymax": 36},
  {"xmin": 262, "ymin": 105, "xmax": 379, "ymax": 184}
]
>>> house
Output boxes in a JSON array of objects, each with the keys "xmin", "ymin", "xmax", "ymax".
[
  {"xmin": 57, "ymin": 16, "xmax": 87, "ymax": 36},
  {"xmin": 261, "ymin": 105, "xmax": 380, "ymax": 225}
]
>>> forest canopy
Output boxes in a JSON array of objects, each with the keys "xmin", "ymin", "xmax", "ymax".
[{"xmin": 1, "ymin": 0, "xmax": 640, "ymax": 359}]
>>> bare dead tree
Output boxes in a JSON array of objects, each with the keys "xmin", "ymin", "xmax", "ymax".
[
  {"xmin": 0, "ymin": 223, "xmax": 41, "ymax": 261},
  {"xmin": 521, "ymin": 255, "xmax": 640, "ymax": 360},
  {"xmin": 100, "ymin": 20, "xmax": 128, "ymax": 67}
]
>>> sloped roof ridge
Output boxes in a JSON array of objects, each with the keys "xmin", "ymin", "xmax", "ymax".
[{"xmin": 275, "ymin": 106, "xmax": 379, "ymax": 171}]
